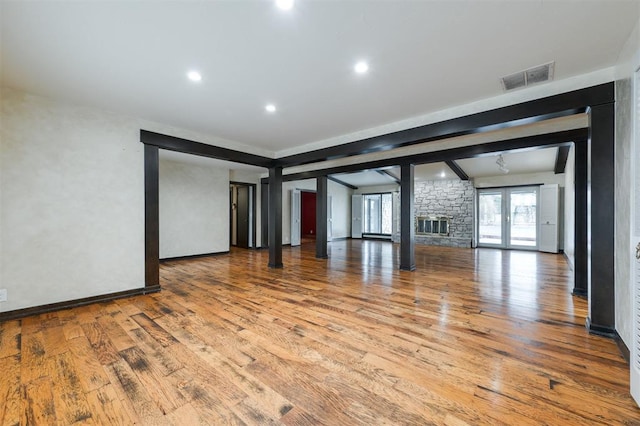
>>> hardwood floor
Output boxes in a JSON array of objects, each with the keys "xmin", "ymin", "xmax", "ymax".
[{"xmin": 1, "ymin": 240, "xmax": 639, "ymax": 425}]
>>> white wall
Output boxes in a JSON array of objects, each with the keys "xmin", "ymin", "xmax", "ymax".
[
  {"xmin": 0, "ymin": 87, "xmax": 241, "ymax": 312},
  {"xmin": 159, "ymin": 158, "xmax": 229, "ymax": 259},
  {"xmin": 328, "ymin": 180, "xmax": 352, "ymax": 239},
  {"xmin": 564, "ymin": 145, "xmax": 576, "ymax": 270},
  {"xmin": 613, "ymin": 16, "xmax": 640, "ymax": 348}
]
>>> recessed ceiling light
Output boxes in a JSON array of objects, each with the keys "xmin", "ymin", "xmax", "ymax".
[
  {"xmin": 265, "ymin": 104, "xmax": 277, "ymax": 113},
  {"xmin": 440, "ymin": 171, "xmax": 446, "ymax": 178},
  {"xmin": 187, "ymin": 71, "xmax": 202, "ymax": 82},
  {"xmin": 275, "ymin": 0, "xmax": 294, "ymax": 11},
  {"xmin": 354, "ymin": 61, "xmax": 369, "ymax": 74}
]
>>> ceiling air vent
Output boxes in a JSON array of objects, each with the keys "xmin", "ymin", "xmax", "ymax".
[{"xmin": 501, "ymin": 61, "xmax": 555, "ymax": 91}]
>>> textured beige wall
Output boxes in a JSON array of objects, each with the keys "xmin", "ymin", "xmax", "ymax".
[
  {"xmin": 615, "ymin": 79, "xmax": 633, "ymax": 347},
  {"xmin": 0, "ymin": 87, "xmax": 241, "ymax": 312},
  {"xmin": 1, "ymin": 88, "xmax": 145, "ymax": 311},
  {"xmin": 613, "ymin": 15, "xmax": 640, "ymax": 348},
  {"xmin": 159, "ymin": 158, "xmax": 229, "ymax": 259}
]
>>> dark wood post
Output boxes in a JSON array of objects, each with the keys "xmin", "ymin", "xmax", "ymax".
[
  {"xmin": 400, "ymin": 164, "xmax": 415, "ymax": 271},
  {"xmin": 268, "ymin": 166, "xmax": 283, "ymax": 268}
]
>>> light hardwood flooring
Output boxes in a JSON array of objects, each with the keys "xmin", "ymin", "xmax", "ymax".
[{"xmin": 1, "ymin": 240, "xmax": 639, "ymax": 425}]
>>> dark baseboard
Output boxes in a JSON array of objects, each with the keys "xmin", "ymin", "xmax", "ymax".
[
  {"xmin": 0, "ymin": 285, "xmax": 161, "ymax": 322},
  {"xmin": 614, "ymin": 331, "xmax": 631, "ymax": 364},
  {"xmin": 330, "ymin": 237, "xmax": 349, "ymax": 241},
  {"xmin": 362, "ymin": 236, "xmax": 393, "ymax": 242},
  {"xmin": 572, "ymin": 288, "xmax": 587, "ymax": 299},
  {"xmin": 585, "ymin": 317, "xmax": 616, "ymax": 339},
  {"xmin": 160, "ymin": 251, "xmax": 229, "ymax": 262}
]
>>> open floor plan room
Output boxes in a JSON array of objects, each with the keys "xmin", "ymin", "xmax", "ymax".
[{"xmin": 1, "ymin": 240, "xmax": 637, "ymax": 425}]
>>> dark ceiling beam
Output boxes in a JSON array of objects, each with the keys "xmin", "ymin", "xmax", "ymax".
[
  {"xmin": 327, "ymin": 175, "xmax": 358, "ymax": 190},
  {"xmin": 142, "ymin": 84, "xmax": 612, "ymax": 174},
  {"xmin": 554, "ymin": 145, "xmax": 571, "ymax": 174},
  {"xmin": 445, "ymin": 160, "xmax": 469, "ymax": 180},
  {"xmin": 272, "ymin": 129, "xmax": 585, "ymax": 183},
  {"xmin": 273, "ymin": 83, "xmax": 611, "ymax": 168},
  {"xmin": 140, "ymin": 130, "xmax": 274, "ymax": 168},
  {"xmin": 376, "ymin": 169, "xmax": 401, "ymax": 185}
]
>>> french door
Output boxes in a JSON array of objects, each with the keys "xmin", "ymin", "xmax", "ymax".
[{"xmin": 478, "ymin": 187, "xmax": 538, "ymax": 249}]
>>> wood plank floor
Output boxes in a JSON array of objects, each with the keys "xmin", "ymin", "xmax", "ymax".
[{"xmin": 1, "ymin": 240, "xmax": 639, "ymax": 425}]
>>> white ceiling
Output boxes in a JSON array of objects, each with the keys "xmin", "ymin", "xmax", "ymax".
[
  {"xmin": 332, "ymin": 146, "xmax": 560, "ymax": 188},
  {"xmin": 456, "ymin": 147, "xmax": 559, "ymax": 178},
  {"xmin": 332, "ymin": 170, "xmax": 398, "ymax": 187},
  {"xmin": 413, "ymin": 163, "xmax": 459, "ymax": 181},
  {"xmin": 2, "ymin": 1, "xmax": 638, "ymax": 155}
]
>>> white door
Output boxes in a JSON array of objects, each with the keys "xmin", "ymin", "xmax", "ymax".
[
  {"xmin": 539, "ymin": 184, "xmax": 559, "ymax": 253},
  {"xmin": 327, "ymin": 196, "xmax": 333, "ymax": 242},
  {"xmin": 351, "ymin": 194, "xmax": 363, "ymax": 238},
  {"xmin": 291, "ymin": 189, "xmax": 301, "ymax": 246},
  {"xmin": 630, "ymin": 69, "xmax": 640, "ymax": 406}
]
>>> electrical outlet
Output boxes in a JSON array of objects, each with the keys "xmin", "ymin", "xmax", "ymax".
[{"xmin": 0, "ymin": 289, "xmax": 6, "ymax": 302}]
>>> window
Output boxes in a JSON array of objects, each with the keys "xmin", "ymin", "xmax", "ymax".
[{"xmin": 363, "ymin": 193, "xmax": 393, "ymax": 235}]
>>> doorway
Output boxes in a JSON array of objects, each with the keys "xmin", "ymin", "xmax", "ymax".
[
  {"xmin": 230, "ymin": 182, "xmax": 256, "ymax": 249},
  {"xmin": 362, "ymin": 193, "xmax": 393, "ymax": 238},
  {"xmin": 301, "ymin": 191, "xmax": 317, "ymax": 239},
  {"xmin": 291, "ymin": 189, "xmax": 332, "ymax": 247},
  {"xmin": 478, "ymin": 186, "xmax": 538, "ymax": 249}
]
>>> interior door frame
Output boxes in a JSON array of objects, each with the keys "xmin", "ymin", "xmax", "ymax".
[
  {"xmin": 361, "ymin": 192, "xmax": 394, "ymax": 238},
  {"xmin": 327, "ymin": 195, "xmax": 333, "ymax": 242},
  {"xmin": 477, "ymin": 185, "xmax": 540, "ymax": 250},
  {"xmin": 630, "ymin": 67, "xmax": 640, "ymax": 406},
  {"xmin": 290, "ymin": 189, "xmax": 302, "ymax": 246},
  {"xmin": 351, "ymin": 194, "xmax": 363, "ymax": 238},
  {"xmin": 292, "ymin": 189, "xmax": 333, "ymax": 244},
  {"xmin": 229, "ymin": 181, "xmax": 257, "ymax": 249}
]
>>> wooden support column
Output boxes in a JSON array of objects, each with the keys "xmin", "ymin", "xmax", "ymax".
[
  {"xmin": 316, "ymin": 176, "xmax": 328, "ymax": 259},
  {"xmin": 268, "ymin": 166, "xmax": 283, "ymax": 268},
  {"xmin": 400, "ymin": 164, "xmax": 415, "ymax": 271},
  {"xmin": 586, "ymin": 103, "xmax": 615, "ymax": 335},
  {"xmin": 144, "ymin": 144, "xmax": 160, "ymax": 287},
  {"xmin": 573, "ymin": 141, "xmax": 588, "ymax": 298},
  {"xmin": 261, "ymin": 182, "xmax": 269, "ymax": 248}
]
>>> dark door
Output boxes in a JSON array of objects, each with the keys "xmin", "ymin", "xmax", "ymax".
[{"xmin": 236, "ymin": 185, "xmax": 250, "ymax": 248}]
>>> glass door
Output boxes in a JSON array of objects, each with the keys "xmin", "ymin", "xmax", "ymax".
[
  {"xmin": 478, "ymin": 187, "xmax": 538, "ymax": 249},
  {"xmin": 509, "ymin": 188, "xmax": 538, "ymax": 248},
  {"xmin": 362, "ymin": 193, "xmax": 393, "ymax": 237},
  {"xmin": 478, "ymin": 191, "xmax": 503, "ymax": 246}
]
